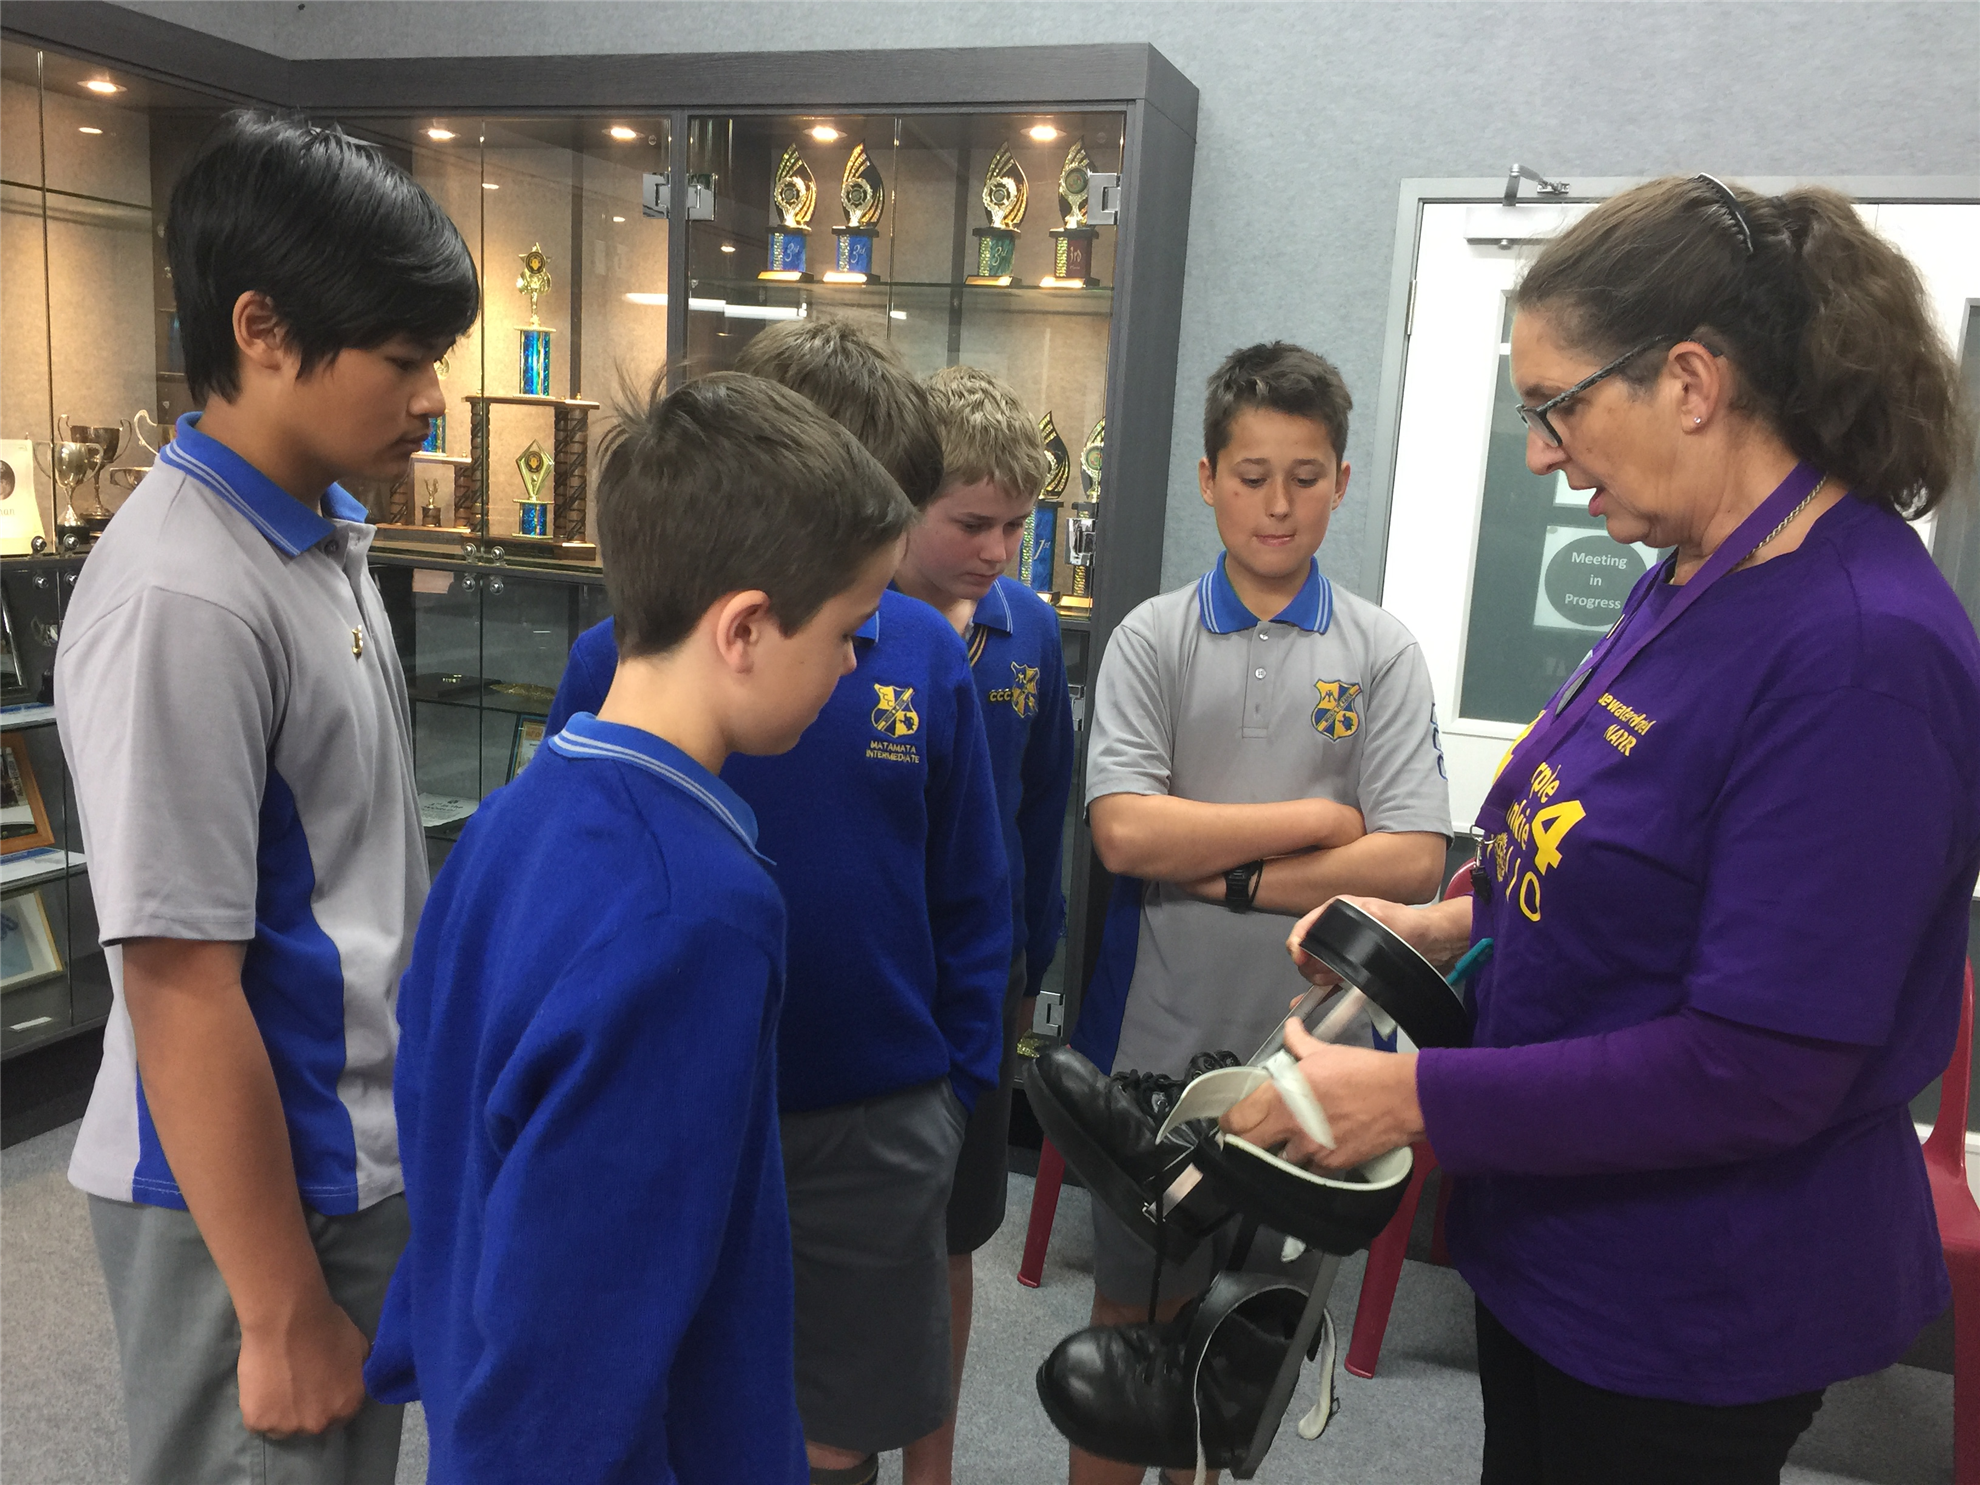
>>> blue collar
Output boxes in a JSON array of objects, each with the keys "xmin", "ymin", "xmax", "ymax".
[
  {"xmin": 547, "ymin": 713, "xmax": 767, "ymax": 861},
  {"xmin": 970, "ymin": 578, "xmax": 1015, "ymax": 635},
  {"xmin": 159, "ymin": 412, "xmax": 368, "ymax": 557},
  {"xmin": 1196, "ymin": 554, "xmax": 1333, "ymax": 635},
  {"xmin": 855, "ymin": 607, "xmax": 881, "ymax": 643}
]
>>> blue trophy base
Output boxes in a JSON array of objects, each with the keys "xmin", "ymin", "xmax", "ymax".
[
  {"xmin": 1027, "ymin": 502, "xmax": 1059, "ymax": 595},
  {"xmin": 517, "ymin": 500, "xmax": 551, "ymax": 538},
  {"xmin": 826, "ymin": 227, "xmax": 880, "ymax": 283},
  {"xmin": 762, "ymin": 228, "xmax": 813, "ymax": 281},
  {"xmin": 518, "ymin": 326, "xmax": 553, "ymax": 398}
]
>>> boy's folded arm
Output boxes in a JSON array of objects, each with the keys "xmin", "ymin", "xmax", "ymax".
[
  {"xmin": 1225, "ymin": 829, "xmax": 1448, "ymax": 916},
  {"xmin": 1088, "ymin": 791, "xmax": 1365, "ymax": 883},
  {"xmin": 452, "ymin": 915, "xmax": 784, "ymax": 1481}
]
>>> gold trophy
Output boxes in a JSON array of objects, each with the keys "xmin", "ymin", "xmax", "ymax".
[
  {"xmin": 967, "ymin": 146, "xmax": 1028, "ymax": 286},
  {"xmin": 826, "ymin": 143, "xmax": 886, "ymax": 284},
  {"xmin": 517, "ymin": 244, "xmax": 554, "ymax": 396},
  {"xmin": 515, "ymin": 440, "xmax": 553, "ymax": 538},
  {"xmin": 1042, "ymin": 141, "xmax": 1101, "ymax": 289},
  {"xmin": 762, "ymin": 145, "xmax": 818, "ymax": 282},
  {"xmin": 419, "ymin": 478, "xmax": 445, "ymax": 528},
  {"xmin": 1063, "ymin": 416, "xmax": 1104, "ymax": 610},
  {"xmin": 1022, "ymin": 412, "xmax": 1071, "ymax": 597}
]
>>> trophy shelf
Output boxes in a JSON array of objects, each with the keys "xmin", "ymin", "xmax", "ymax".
[
  {"xmin": 405, "ymin": 672, "xmax": 562, "ymax": 718},
  {"xmin": 690, "ymin": 277, "xmax": 1115, "ymax": 320}
]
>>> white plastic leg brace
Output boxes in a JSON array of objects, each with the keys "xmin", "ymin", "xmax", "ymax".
[{"xmin": 1263, "ymin": 1049, "xmax": 1335, "ymax": 1151}]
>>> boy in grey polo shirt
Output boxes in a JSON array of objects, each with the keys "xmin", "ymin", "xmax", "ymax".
[
  {"xmin": 56, "ymin": 114, "xmax": 477, "ymax": 1485},
  {"xmin": 1072, "ymin": 342, "xmax": 1449, "ymax": 1485}
]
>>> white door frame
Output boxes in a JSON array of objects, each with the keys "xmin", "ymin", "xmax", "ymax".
[{"xmin": 1356, "ymin": 172, "xmax": 1980, "ymax": 833}]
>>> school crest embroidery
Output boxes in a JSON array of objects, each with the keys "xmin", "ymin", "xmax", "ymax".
[
  {"xmin": 871, "ymin": 684, "xmax": 921, "ymax": 738},
  {"xmin": 1007, "ymin": 662, "xmax": 1039, "ymax": 718},
  {"xmin": 1312, "ymin": 679, "xmax": 1361, "ymax": 741}
]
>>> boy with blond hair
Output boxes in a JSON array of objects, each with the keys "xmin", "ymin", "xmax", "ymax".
[{"xmin": 894, "ymin": 364, "xmax": 1076, "ymax": 1476}]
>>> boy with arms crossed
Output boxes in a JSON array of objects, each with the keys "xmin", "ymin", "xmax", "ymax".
[
  {"xmin": 894, "ymin": 365, "xmax": 1077, "ymax": 1478},
  {"xmin": 544, "ymin": 323, "xmax": 1010, "ymax": 1485},
  {"xmin": 1074, "ymin": 342, "xmax": 1451, "ymax": 1485},
  {"xmin": 368, "ymin": 375, "xmax": 914, "ymax": 1483},
  {"xmin": 56, "ymin": 113, "xmax": 478, "ymax": 1482}
]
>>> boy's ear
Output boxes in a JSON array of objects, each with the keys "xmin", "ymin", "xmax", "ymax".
[
  {"xmin": 232, "ymin": 291, "xmax": 296, "ymax": 378},
  {"xmin": 1333, "ymin": 461, "xmax": 1351, "ymax": 510},
  {"xmin": 1198, "ymin": 453, "xmax": 1216, "ymax": 507},
  {"xmin": 708, "ymin": 590, "xmax": 777, "ymax": 673}
]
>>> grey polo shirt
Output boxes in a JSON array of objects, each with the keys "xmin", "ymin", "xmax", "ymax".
[
  {"xmin": 1084, "ymin": 555, "xmax": 1451, "ymax": 1077},
  {"xmin": 57, "ymin": 414, "xmax": 424, "ymax": 1215}
]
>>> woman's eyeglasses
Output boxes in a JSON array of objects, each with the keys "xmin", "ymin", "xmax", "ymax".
[{"xmin": 1514, "ymin": 338, "xmax": 1664, "ymax": 447}]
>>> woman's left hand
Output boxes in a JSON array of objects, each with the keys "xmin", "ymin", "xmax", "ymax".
[{"xmin": 1220, "ymin": 1016, "xmax": 1426, "ymax": 1171}]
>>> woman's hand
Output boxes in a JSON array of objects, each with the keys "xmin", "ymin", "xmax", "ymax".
[
  {"xmin": 1220, "ymin": 1017, "xmax": 1426, "ymax": 1172},
  {"xmin": 1285, "ymin": 894, "xmax": 1473, "ymax": 987}
]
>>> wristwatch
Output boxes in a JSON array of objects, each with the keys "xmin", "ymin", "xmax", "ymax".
[{"xmin": 1223, "ymin": 859, "xmax": 1264, "ymax": 913}]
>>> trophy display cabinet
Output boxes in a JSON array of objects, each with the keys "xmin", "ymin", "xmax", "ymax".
[{"xmin": 0, "ymin": 2, "xmax": 1198, "ymax": 1067}]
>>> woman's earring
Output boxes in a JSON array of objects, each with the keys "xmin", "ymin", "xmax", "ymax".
[{"xmin": 1694, "ymin": 416, "xmax": 1703, "ymax": 425}]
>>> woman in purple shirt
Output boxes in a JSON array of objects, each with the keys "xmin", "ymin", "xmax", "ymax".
[{"xmin": 1227, "ymin": 175, "xmax": 1979, "ymax": 1484}]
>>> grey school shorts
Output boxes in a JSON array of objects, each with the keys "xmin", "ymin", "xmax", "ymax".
[
  {"xmin": 88, "ymin": 1191, "xmax": 408, "ymax": 1485},
  {"xmin": 946, "ymin": 954, "xmax": 1028, "ymax": 1254},
  {"xmin": 781, "ymin": 1077, "xmax": 968, "ymax": 1453}
]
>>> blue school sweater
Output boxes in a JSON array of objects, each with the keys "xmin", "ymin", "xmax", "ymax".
[
  {"xmin": 957, "ymin": 577, "xmax": 1075, "ymax": 995},
  {"xmin": 546, "ymin": 591, "xmax": 1011, "ymax": 1114},
  {"xmin": 365, "ymin": 714, "xmax": 806, "ymax": 1485}
]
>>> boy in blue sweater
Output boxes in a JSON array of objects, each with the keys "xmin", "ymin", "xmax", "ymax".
[
  {"xmin": 892, "ymin": 365, "xmax": 1075, "ymax": 1477},
  {"xmin": 366, "ymin": 373, "xmax": 916, "ymax": 1485},
  {"xmin": 544, "ymin": 322, "xmax": 1011, "ymax": 1485}
]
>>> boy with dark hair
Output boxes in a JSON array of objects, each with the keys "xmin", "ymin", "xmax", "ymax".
[
  {"xmin": 544, "ymin": 321, "xmax": 1010, "ymax": 1485},
  {"xmin": 367, "ymin": 373, "xmax": 914, "ymax": 1483},
  {"xmin": 55, "ymin": 111, "xmax": 478, "ymax": 1483},
  {"xmin": 1070, "ymin": 341, "xmax": 1451, "ymax": 1485},
  {"xmin": 892, "ymin": 363, "xmax": 1075, "ymax": 1476}
]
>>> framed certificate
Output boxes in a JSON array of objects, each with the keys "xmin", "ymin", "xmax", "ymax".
[
  {"xmin": 509, "ymin": 716, "xmax": 547, "ymax": 782},
  {"xmin": 0, "ymin": 888, "xmax": 62, "ymax": 992},
  {"xmin": 0, "ymin": 735, "xmax": 54, "ymax": 855},
  {"xmin": 0, "ymin": 439, "xmax": 45, "ymax": 557}
]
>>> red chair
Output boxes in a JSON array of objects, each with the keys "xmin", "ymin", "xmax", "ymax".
[
  {"xmin": 1344, "ymin": 861, "xmax": 1475, "ymax": 1378},
  {"xmin": 1924, "ymin": 960, "xmax": 1978, "ymax": 1484},
  {"xmin": 1018, "ymin": 1137, "xmax": 1066, "ymax": 1288}
]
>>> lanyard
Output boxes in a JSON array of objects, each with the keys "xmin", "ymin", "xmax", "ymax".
[{"xmin": 1475, "ymin": 460, "xmax": 1825, "ymax": 831}]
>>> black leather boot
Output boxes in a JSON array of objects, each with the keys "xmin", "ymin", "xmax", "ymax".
[
  {"xmin": 1026, "ymin": 1048, "xmax": 1232, "ymax": 1260},
  {"xmin": 1036, "ymin": 1273, "xmax": 1329, "ymax": 1474}
]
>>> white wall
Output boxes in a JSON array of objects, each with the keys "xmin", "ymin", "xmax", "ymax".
[{"xmin": 118, "ymin": 0, "xmax": 1980, "ymax": 594}]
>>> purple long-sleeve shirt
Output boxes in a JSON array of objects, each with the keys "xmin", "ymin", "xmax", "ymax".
[
  {"xmin": 1419, "ymin": 1009, "xmax": 1865, "ymax": 1178},
  {"xmin": 1420, "ymin": 495, "xmax": 1980, "ymax": 1408}
]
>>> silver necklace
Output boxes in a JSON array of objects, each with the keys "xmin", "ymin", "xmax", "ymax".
[{"xmin": 1744, "ymin": 474, "xmax": 1829, "ymax": 563}]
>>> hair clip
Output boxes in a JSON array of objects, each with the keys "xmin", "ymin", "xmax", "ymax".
[{"xmin": 1693, "ymin": 173, "xmax": 1755, "ymax": 258}]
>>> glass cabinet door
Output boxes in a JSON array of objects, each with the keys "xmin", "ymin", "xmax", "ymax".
[
  {"xmin": 371, "ymin": 557, "xmax": 610, "ymax": 873},
  {"xmin": 336, "ymin": 113, "xmax": 671, "ymax": 558},
  {"xmin": 0, "ymin": 44, "xmax": 229, "ymax": 1057},
  {"xmin": 685, "ymin": 110, "xmax": 1123, "ymax": 621}
]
